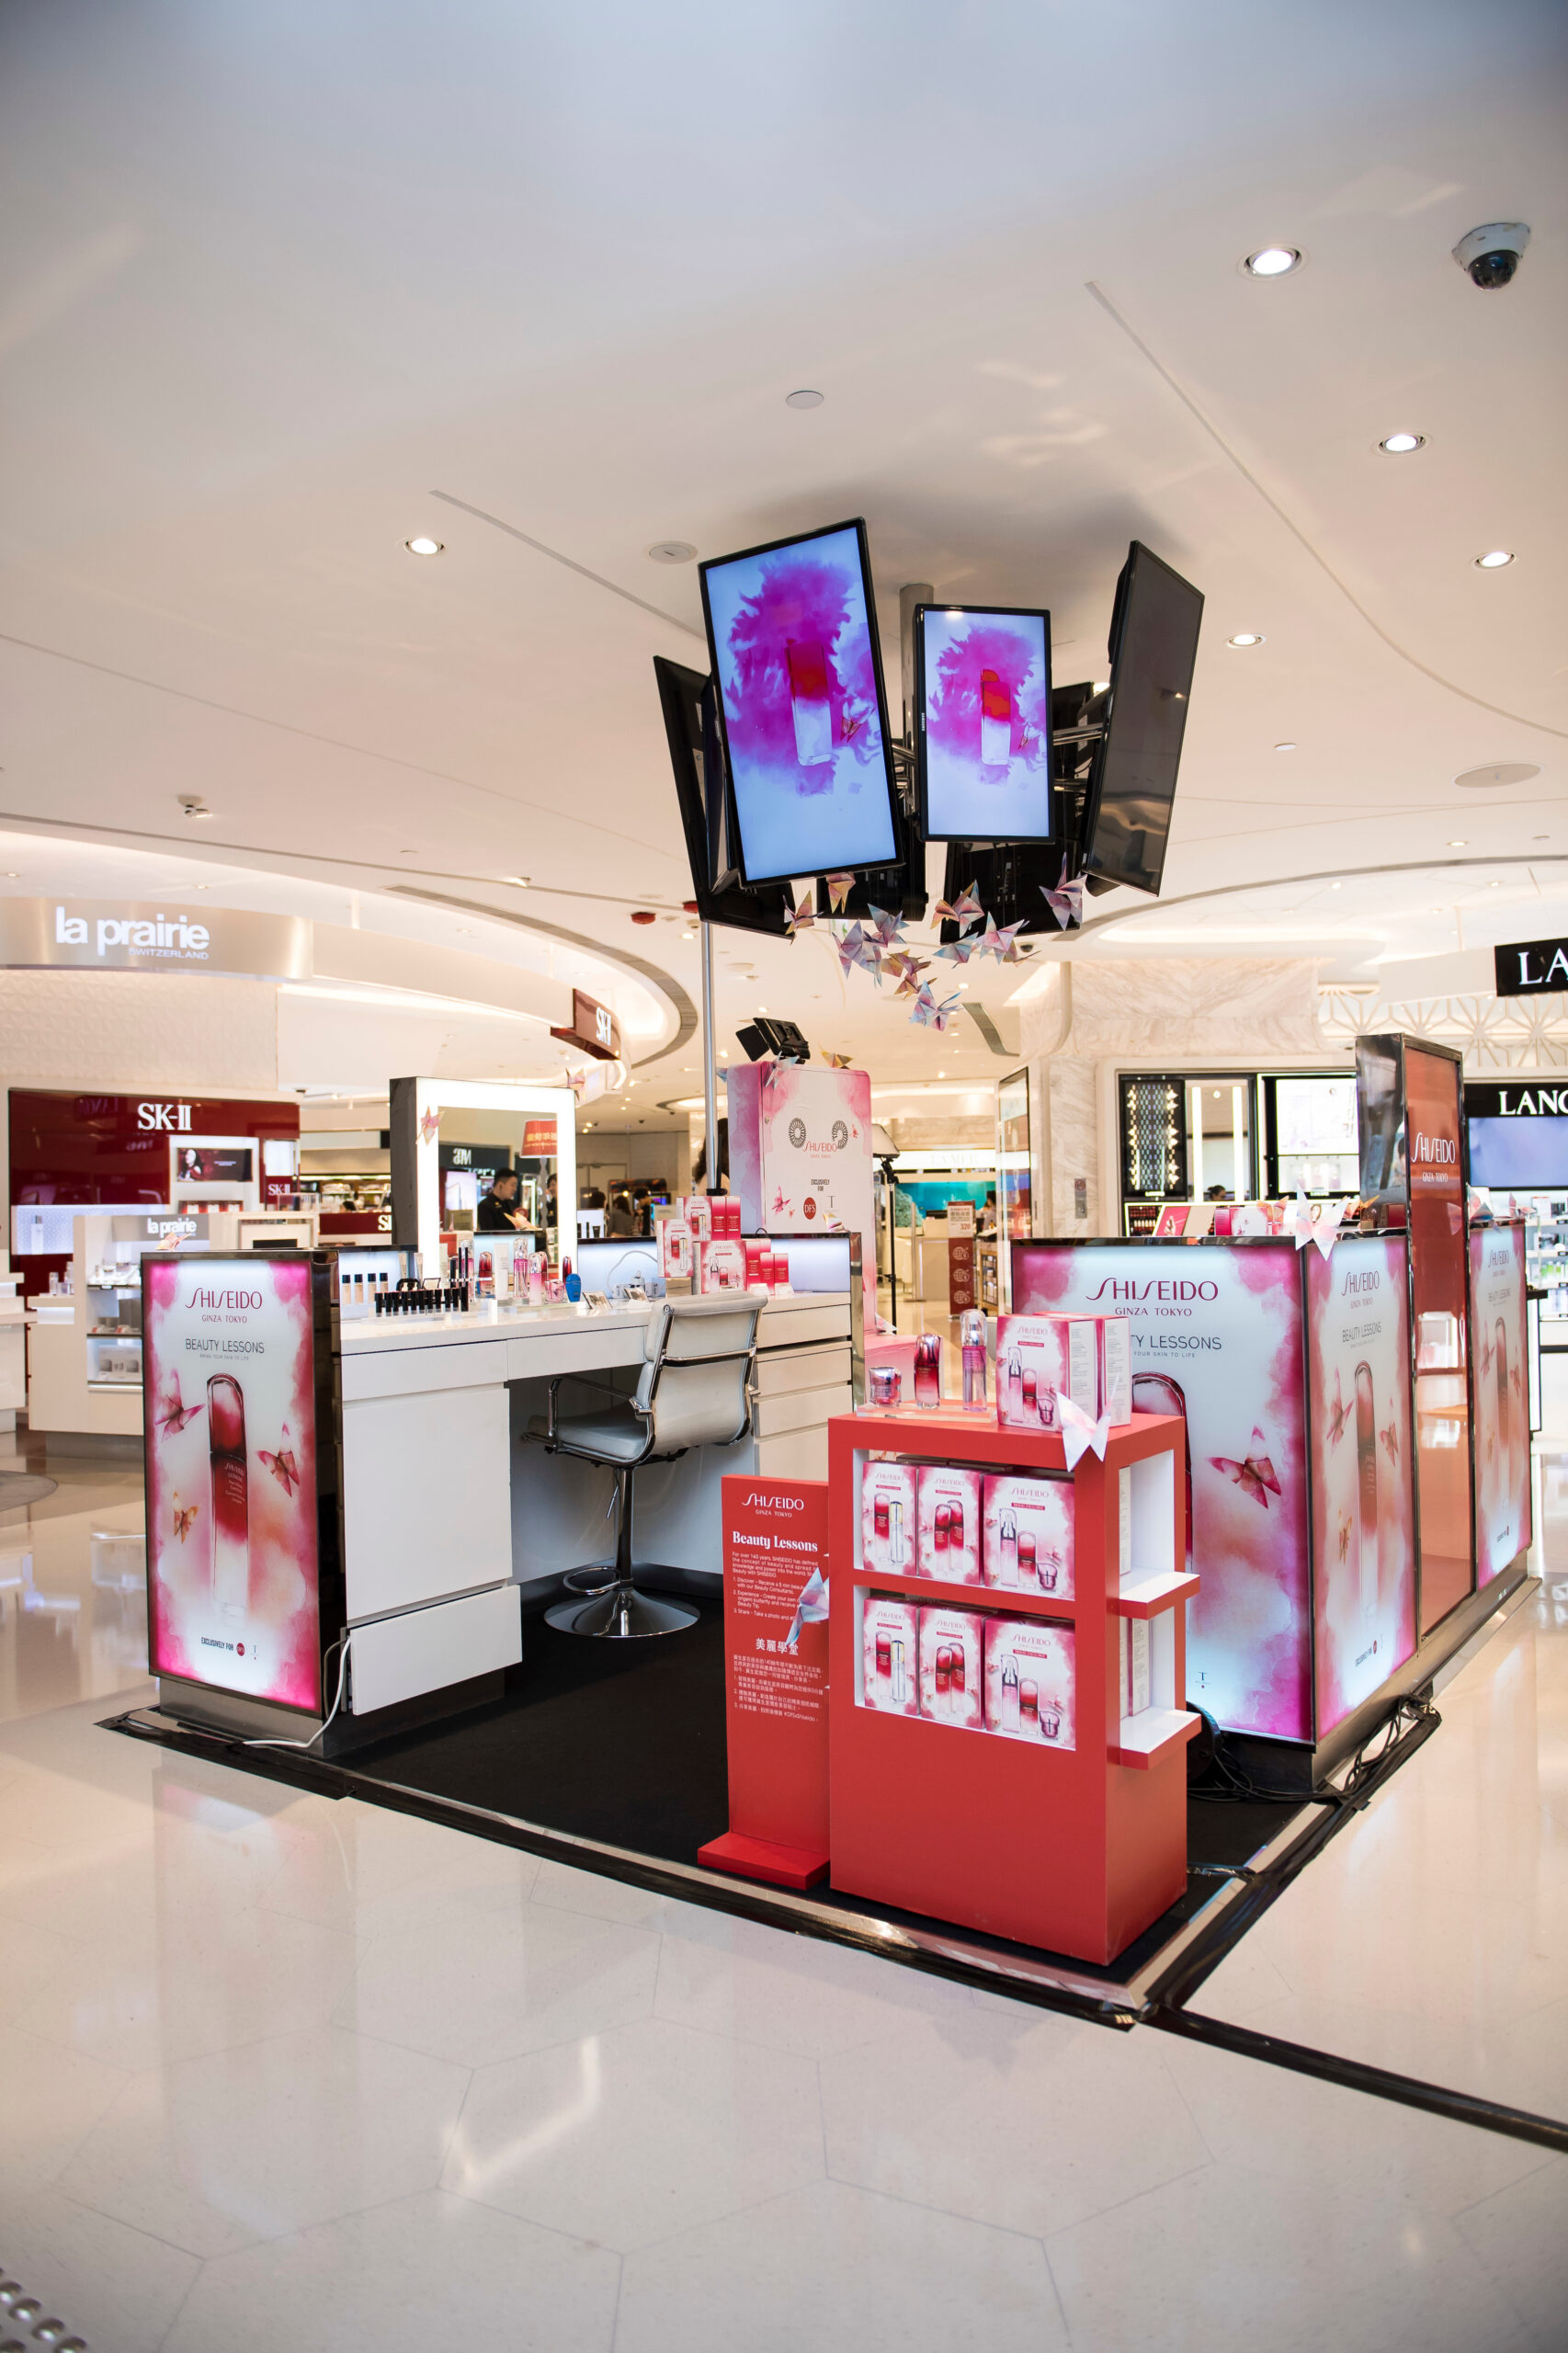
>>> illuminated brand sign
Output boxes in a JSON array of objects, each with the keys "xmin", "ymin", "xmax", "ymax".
[
  {"xmin": 1480, "ymin": 1086, "xmax": 1567, "ymax": 1116},
  {"xmin": 139, "ymin": 1101, "xmax": 194, "ymax": 1131},
  {"xmin": 0, "ymin": 899, "xmax": 312, "ymax": 980},
  {"xmin": 1495, "ymin": 937, "xmax": 1568, "ymax": 997},
  {"xmin": 1412, "ymin": 1131, "xmax": 1458, "ymax": 1165},
  {"xmin": 550, "ymin": 988, "xmax": 621, "ymax": 1063}
]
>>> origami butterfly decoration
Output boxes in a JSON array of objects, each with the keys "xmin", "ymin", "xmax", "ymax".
[
  {"xmin": 418, "ymin": 1108, "xmax": 441, "ymax": 1145},
  {"xmin": 156, "ymin": 1376, "xmax": 205, "ymax": 1436},
  {"xmin": 1040, "ymin": 857, "xmax": 1084, "ymax": 931},
  {"xmin": 172, "ymin": 1495, "xmax": 199, "ymax": 1542},
  {"xmin": 783, "ymin": 895, "xmax": 816, "ymax": 939},
  {"xmin": 865, "ymin": 905, "xmax": 905, "ymax": 951},
  {"xmin": 909, "ymin": 983, "xmax": 961, "ymax": 1032},
  {"xmin": 821, "ymin": 1051, "xmax": 852, "ymax": 1069},
  {"xmin": 1208, "ymin": 1427, "xmax": 1283, "ymax": 1507},
  {"xmin": 835, "ymin": 922, "xmax": 881, "ymax": 980},
  {"xmin": 936, "ymin": 935, "xmax": 982, "ymax": 966},
  {"xmin": 934, "ymin": 886, "xmax": 983, "ymax": 930},
  {"xmin": 824, "ymin": 871, "xmax": 857, "ymax": 915},
  {"xmin": 1380, "ymin": 1418, "xmax": 1399, "ymax": 1469},
  {"xmin": 259, "ymin": 1434, "xmax": 300, "ymax": 1495},
  {"xmin": 1324, "ymin": 1370, "xmax": 1351, "ymax": 1447},
  {"xmin": 977, "ymin": 918, "xmax": 1027, "ymax": 963},
  {"xmin": 883, "ymin": 952, "xmax": 930, "ymax": 998}
]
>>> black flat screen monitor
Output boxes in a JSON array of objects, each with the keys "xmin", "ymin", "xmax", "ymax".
[
  {"xmin": 1082, "ymin": 541, "xmax": 1202, "ymax": 896},
  {"xmin": 915, "ymin": 603, "xmax": 1053, "ymax": 844},
  {"xmin": 1465, "ymin": 1082, "xmax": 1568, "ymax": 1189},
  {"xmin": 653, "ymin": 658, "xmax": 790, "ymax": 938},
  {"xmin": 699, "ymin": 518, "xmax": 900, "ymax": 887}
]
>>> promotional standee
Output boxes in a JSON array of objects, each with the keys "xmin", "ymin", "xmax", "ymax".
[
  {"xmin": 727, "ymin": 1060, "xmax": 878, "ymax": 1326},
  {"xmin": 1011, "ymin": 1236, "xmax": 1420, "ymax": 1749},
  {"xmin": 1470, "ymin": 1222, "xmax": 1531, "ymax": 1584},
  {"xmin": 143, "ymin": 1252, "xmax": 334, "ymax": 1711},
  {"xmin": 699, "ymin": 1476, "xmax": 831, "ymax": 1888}
]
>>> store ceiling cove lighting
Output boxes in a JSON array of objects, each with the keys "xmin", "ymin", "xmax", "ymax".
[{"xmin": 1244, "ymin": 245, "xmax": 1301, "ymax": 277}]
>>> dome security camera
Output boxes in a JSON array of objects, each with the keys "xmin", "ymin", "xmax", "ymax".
[{"xmin": 1452, "ymin": 222, "xmax": 1530, "ymax": 290}]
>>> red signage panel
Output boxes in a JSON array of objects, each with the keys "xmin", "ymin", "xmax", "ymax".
[{"xmin": 699, "ymin": 1474, "xmax": 831, "ymax": 1887}]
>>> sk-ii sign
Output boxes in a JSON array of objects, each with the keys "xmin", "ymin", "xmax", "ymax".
[{"xmin": 1494, "ymin": 936, "xmax": 1568, "ymax": 997}]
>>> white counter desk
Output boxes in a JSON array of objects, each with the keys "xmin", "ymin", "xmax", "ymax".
[{"xmin": 328, "ymin": 1289, "xmax": 852, "ymax": 1733}]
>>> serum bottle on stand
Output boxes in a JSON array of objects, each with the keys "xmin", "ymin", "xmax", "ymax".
[{"xmin": 960, "ymin": 1309, "xmax": 988, "ymax": 1410}]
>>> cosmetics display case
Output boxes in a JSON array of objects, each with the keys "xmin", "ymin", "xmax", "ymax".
[{"xmin": 827, "ymin": 1402, "xmax": 1193, "ymax": 1965}]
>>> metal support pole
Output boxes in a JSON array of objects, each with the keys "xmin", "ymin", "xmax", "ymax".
[{"xmin": 699, "ymin": 919, "xmax": 720, "ymax": 1192}]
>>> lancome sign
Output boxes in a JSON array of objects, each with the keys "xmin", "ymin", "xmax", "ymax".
[{"xmin": 0, "ymin": 900, "xmax": 312, "ymax": 980}]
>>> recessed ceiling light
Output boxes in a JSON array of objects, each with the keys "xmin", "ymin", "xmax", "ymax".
[
  {"xmin": 494, "ymin": 874, "xmax": 529, "ymax": 888},
  {"xmin": 1331, "ymin": 881, "xmax": 1343, "ymax": 891},
  {"xmin": 1475, "ymin": 549, "xmax": 1514, "ymax": 569},
  {"xmin": 1488, "ymin": 880, "xmax": 1503, "ymax": 887},
  {"xmin": 405, "ymin": 537, "xmax": 443, "ymax": 557},
  {"xmin": 1227, "ymin": 632, "xmax": 1266, "ymax": 649},
  {"xmin": 1378, "ymin": 433, "xmax": 1426, "ymax": 455},
  {"xmin": 785, "ymin": 389, "xmax": 824, "ymax": 409},
  {"xmin": 1448, "ymin": 839, "xmax": 1467, "ymax": 847},
  {"xmin": 647, "ymin": 541, "xmax": 696, "ymax": 564},
  {"xmin": 2, "ymin": 870, "xmax": 17, "ymax": 878},
  {"xmin": 1275, "ymin": 741, "xmax": 1297, "ymax": 752},
  {"xmin": 937, "ymin": 1071, "xmax": 946, "ymax": 1079},
  {"xmin": 1244, "ymin": 246, "xmax": 1301, "ymax": 278}
]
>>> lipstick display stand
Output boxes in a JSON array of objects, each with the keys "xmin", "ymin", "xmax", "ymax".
[{"xmin": 828, "ymin": 1405, "xmax": 1194, "ymax": 1966}]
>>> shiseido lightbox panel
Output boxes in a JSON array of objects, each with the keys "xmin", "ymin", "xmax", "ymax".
[
  {"xmin": 915, "ymin": 605, "xmax": 1053, "ymax": 844},
  {"xmin": 699, "ymin": 520, "xmax": 899, "ymax": 887},
  {"xmin": 1306, "ymin": 1233, "xmax": 1417, "ymax": 1737},
  {"xmin": 1012, "ymin": 1240, "xmax": 1312, "ymax": 1742},
  {"xmin": 143, "ymin": 1252, "xmax": 323, "ymax": 1711},
  {"xmin": 1470, "ymin": 1222, "xmax": 1532, "ymax": 1585}
]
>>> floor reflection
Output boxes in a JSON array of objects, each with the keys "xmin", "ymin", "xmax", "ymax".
[{"xmin": 0, "ymin": 1431, "xmax": 148, "ymax": 1721}]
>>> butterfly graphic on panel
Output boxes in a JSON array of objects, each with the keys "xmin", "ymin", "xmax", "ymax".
[{"xmin": 1208, "ymin": 1427, "xmax": 1283, "ymax": 1508}]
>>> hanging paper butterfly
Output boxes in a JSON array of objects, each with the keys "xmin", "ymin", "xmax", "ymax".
[
  {"xmin": 865, "ymin": 905, "xmax": 905, "ymax": 951},
  {"xmin": 977, "ymin": 918, "xmax": 1027, "ymax": 963},
  {"xmin": 1208, "ymin": 1427, "xmax": 1283, "ymax": 1507},
  {"xmin": 910, "ymin": 983, "xmax": 961, "ymax": 1032},
  {"xmin": 172, "ymin": 1495, "xmax": 199, "ymax": 1542},
  {"xmin": 933, "ymin": 886, "xmax": 983, "ymax": 930},
  {"xmin": 835, "ymin": 922, "xmax": 881, "ymax": 980},
  {"xmin": 1040, "ymin": 855, "xmax": 1084, "ymax": 931},
  {"xmin": 820, "ymin": 1051, "xmax": 852, "ymax": 1069},
  {"xmin": 824, "ymin": 871, "xmax": 857, "ymax": 915},
  {"xmin": 936, "ymin": 934, "xmax": 982, "ymax": 966},
  {"xmin": 156, "ymin": 1375, "xmax": 205, "ymax": 1436},
  {"xmin": 1324, "ymin": 1370, "xmax": 1351, "ymax": 1448},
  {"xmin": 1380, "ymin": 1417, "xmax": 1399, "ymax": 1469},
  {"xmin": 418, "ymin": 1108, "xmax": 441, "ymax": 1145},
  {"xmin": 783, "ymin": 895, "xmax": 816, "ymax": 939},
  {"xmin": 259, "ymin": 1430, "xmax": 300, "ymax": 1495},
  {"xmin": 883, "ymin": 952, "xmax": 930, "ymax": 997}
]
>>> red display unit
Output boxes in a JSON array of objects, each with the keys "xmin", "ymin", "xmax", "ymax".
[{"xmin": 827, "ymin": 1404, "xmax": 1193, "ymax": 1967}]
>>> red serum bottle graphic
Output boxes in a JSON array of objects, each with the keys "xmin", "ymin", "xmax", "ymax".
[
  {"xmin": 207, "ymin": 1375, "xmax": 251, "ymax": 1622},
  {"xmin": 786, "ymin": 639, "xmax": 834, "ymax": 768},
  {"xmin": 1354, "ymin": 1361, "xmax": 1379, "ymax": 1618},
  {"xmin": 1495, "ymin": 1316, "xmax": 1509, "ymax": 1457}
]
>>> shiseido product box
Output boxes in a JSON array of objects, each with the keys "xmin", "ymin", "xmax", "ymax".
[
  {"xmin": 983, "ymin": 1615, "xmax": 1075, "ymax": 1747},
  {"xmin": 917, "ymin": 1605, "xmax": 983, "ymax": 1729},
  {"xmin": 656, "ymin": 1212, "xmax": 693, "ymax": 1283},
  {"xmin": 697, "ymin": 1237, "xmax": 747, "ymax": 1293},
  {"xmin": 860, "ymin": 1591, "xmax": 919, "ymax": 1716},
  {"xmin": 683, "ymin": 1195, "xmax": 713, "ymax": 1245},
  {"xmin": 860, "ymin": 1458, "xmax": 917, "ymax": 1577},
  {"xmin": 1099, "ymin": 1316, "xmax": 1132, "ymax": 1426},
  {"xmin": 981, "ymin": 1472, "xmax": 1074, "ymax": 1597},
  {"xmin": 915, "ymin": 1463, "xmax": 983, "ymax": 1585},
  {"xmin": 994, "ymin": 1313, "xmax": 1100, "ymax": 1430},
  {"xmin": 1119, "ymin": 1617, "xmax": 1152, "ymax": 1718}
]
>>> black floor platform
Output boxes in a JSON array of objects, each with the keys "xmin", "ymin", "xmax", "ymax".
[{"xmin": 339, "ymin": 1598, "xmax": 1296, "ymax": 1992}]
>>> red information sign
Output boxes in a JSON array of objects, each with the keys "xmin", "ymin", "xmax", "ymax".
[{"xmin": 698, "ymin": 1474, "xmax": 831, "ymax": 1888}]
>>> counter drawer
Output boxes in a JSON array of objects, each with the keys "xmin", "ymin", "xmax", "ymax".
[
  {"xmin": 348, "ymin": 1584, "xmax": 521, "ymax": 1715},
  {"xmin": 755, "ymin": 1340, "xmax": 850, "ymax": 1399}
]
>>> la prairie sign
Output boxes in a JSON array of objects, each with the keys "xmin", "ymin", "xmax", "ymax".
[{"xmin": 0, "ymin": 899, "xmax": 312, "ymax": 980}]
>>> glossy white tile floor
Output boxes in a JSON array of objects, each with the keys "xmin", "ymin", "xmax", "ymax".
[{"xmin": 0, "ymin": 1446, "xmax": 1564, "ymax": 2350}]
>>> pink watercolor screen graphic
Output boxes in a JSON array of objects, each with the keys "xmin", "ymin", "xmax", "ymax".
[
  {"xmin": 143, "ymin": 1253, "xmax": 322, "ymax": 1711},
  {"xmin": 1471, "ymin": 1223, "xmax": 1531, "ymax": 1586},
  {"xmin": 1013, "ymin": 1241, "xmax": 1312, "ymax": 1739},
  {"xmin": 702, "ymin": 524, "xmax": 895, "ymax": 883},
  {"xmin": 1306, "ymin": 1234, "xmax": 1416, "ymax": 1734},
  {"xmin": 920, "ymin": 608, "xmax": 1052, "ymax": 841}
]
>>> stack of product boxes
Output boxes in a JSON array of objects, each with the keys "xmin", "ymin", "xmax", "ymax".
[
  {"xmin": 856, "ymin": 1311, "xmax": 1133, "ymax": 1750},
  {"xmin": 655, "ymin": 1197, "xmax": 792, "ymax": 1295}
]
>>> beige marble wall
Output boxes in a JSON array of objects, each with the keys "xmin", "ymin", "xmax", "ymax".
[{"xmin": 1016, "ymin": 956, "xmax": 1325, "ymax": 1234}]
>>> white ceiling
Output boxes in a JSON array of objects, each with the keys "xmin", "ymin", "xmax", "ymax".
[{"xmin": 1, "ymin": 0, "xmax": 1562, "ymax": 1093}]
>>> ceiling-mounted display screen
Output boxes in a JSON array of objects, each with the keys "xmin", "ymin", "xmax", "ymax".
[
  {"xmin": 652, "ymin": 657, "xmax": 790, "ymax": 938},
  {"xmin": 699, "ymin": 519, "xmax": 900, "ymax": 887},
  {"xmin": 915, "ymin": 604, "xmax": 1053, "ymax": 844},
  {"xmin": 1083, "ymin": 540, "xmax": 1203, "ymax": 897},
  {"xmin": 1466, "ymin": 1081, "xmax": 1568, "ymax": 1188}
]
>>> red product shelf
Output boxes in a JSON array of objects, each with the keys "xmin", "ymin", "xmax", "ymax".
[{"xmin": 827, "ymin": 1404, "xmax": 1191, "ymax": 1965}]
